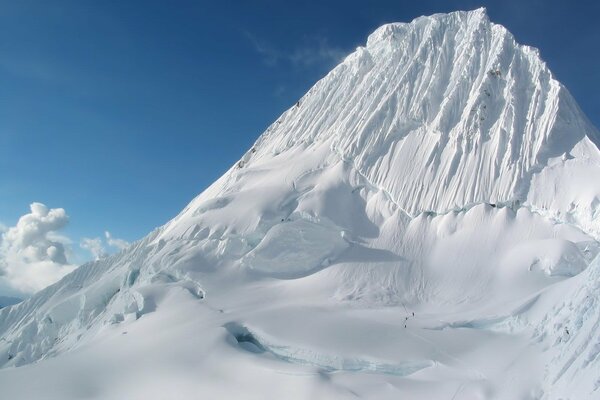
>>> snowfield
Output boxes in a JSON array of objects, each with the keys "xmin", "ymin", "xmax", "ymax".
[{"xmin": 1, "ymin": 8, "xmax": 600, "ymax": 399}]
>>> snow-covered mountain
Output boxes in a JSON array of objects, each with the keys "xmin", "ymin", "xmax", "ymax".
[{"xmin": 1, "ymin": 8, "xmax": 600, "ymax": 399}]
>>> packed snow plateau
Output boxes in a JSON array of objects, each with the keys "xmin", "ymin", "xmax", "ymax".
[{"xmin": 1, "ymin": 8, "xmax": 600, "ymax": 399}]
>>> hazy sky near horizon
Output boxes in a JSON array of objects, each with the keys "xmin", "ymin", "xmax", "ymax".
[{"xmin": 1, "ymin": 0, "xmax": 599, "ymax": 265}]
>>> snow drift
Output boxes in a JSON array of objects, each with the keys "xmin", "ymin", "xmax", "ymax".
[{"xmin": 1, "ymin": 8, "xmax": 599, "ymax": 399}]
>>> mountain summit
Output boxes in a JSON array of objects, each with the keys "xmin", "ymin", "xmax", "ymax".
[
  {"xmin": 1, "ymin": 9, "xmax": 600, "ymax": 399},
  {"xmin": 249, "ymin": 7, "xmax": 599, "ymax": 215}
]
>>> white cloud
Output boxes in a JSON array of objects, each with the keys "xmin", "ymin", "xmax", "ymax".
[
  {"xmin": 0, "ymin": 203, "xmax": 76, "ymax": 295},
  {"xmin": 80, "ymin": 231, "xmax": 129, "ymax": 261},
  {"xmin": 0, "ymin": 203, "xmax": 132, "ymax": 297},
  {"xmin": 80, "ymin": 237, "xmax": 106, "ymax": 261},
  {"xmin": 105, "ymin": 231, "xmax": 129, "ymax": 250}
]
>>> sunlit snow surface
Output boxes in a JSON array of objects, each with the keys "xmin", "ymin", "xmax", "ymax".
[{"xmin": 1, "ymin": 8, "xmax": 600, "ymax": 399}]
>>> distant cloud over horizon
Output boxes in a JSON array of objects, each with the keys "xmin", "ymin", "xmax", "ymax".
[
  {"xmin": 0, "ymin": 203, "xmax": 76, "ymax": 296},
  {"xmin": 80, "ymin": 237, "xmax": 106, "ymax": 261},
  {"xmin": 105, "ymin": 231, "xmax": 129, "ymax": 250},
  {"xmin": 0, "ymin": 202, "xmax": 131, "ymax": 298},
  {"xmin": 80, "ymin": 231, "xmax": 130, "ymax": 261}
]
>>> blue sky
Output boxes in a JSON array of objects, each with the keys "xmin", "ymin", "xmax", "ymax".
[{"xmin": 1, "ymin": 0, "xmax": 599, "ymax": 263}]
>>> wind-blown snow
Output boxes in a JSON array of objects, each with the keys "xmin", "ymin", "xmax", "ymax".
[{"xmin": 0, "ymin": 8, "xmax": 599, "ymax": 399}]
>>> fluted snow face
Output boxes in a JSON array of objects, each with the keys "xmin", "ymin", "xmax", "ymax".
[{"xmin": 250, "ymin": 8, "xmax": 599, "ymax": 215}]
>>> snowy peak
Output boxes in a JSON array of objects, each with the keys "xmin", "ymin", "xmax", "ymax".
[
  {"xmin": 365, "ymin": 8, "xmax": 490, "ymax": 48},
  {"xmin": 244, "ymin": 8, "xmax": 599, "ymax": 222}
]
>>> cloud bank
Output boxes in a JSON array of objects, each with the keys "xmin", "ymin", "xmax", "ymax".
[
  {"xmin": 0, "ymin": 203, "xmax": 131, "ymax": 298},
  {"xmin": 0, "ymin": 203, "xmax": 76, "ymax": 296}
]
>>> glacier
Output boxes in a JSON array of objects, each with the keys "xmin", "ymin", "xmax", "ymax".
[{"xmin": 1, "ymin": 8, "xmax": 600, "ymax": 399}]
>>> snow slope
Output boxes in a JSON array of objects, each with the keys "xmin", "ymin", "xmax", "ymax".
[{"xmin": 1, "ymin": 8, "xmax": 600, "ymax": 399}]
